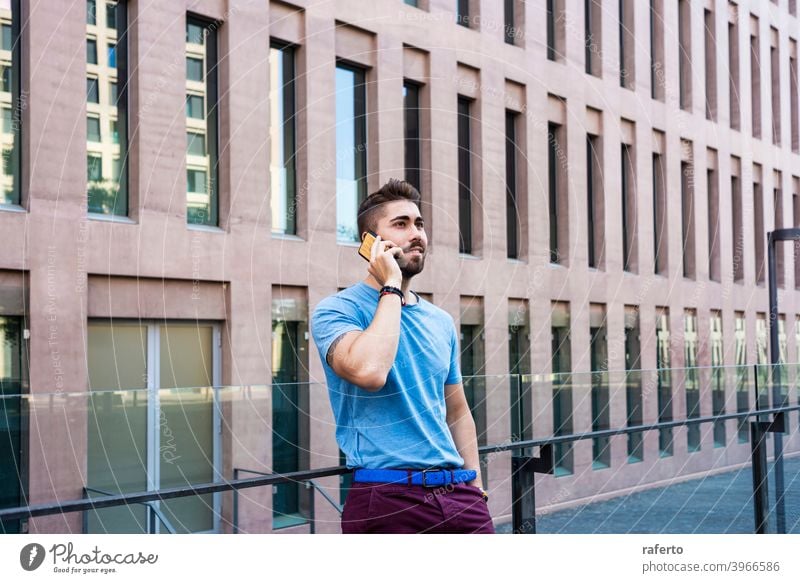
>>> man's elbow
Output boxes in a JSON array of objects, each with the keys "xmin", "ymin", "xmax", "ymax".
[{"xmin": 356, "ymin": 371, "xmax": 387, "ymax": 392}]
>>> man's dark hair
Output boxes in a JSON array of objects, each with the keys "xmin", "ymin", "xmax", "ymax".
[{"xmin": 356, "ymin": 179, "xmax": 422, "ymax": 238}]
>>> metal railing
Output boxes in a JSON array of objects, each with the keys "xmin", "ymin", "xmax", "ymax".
[
  {"xmin": 0, "ymin": 365, "xmax": 798, "ymax": 534},
  {"xmin": 82, "ymin": 487, "xmax": 177, "ymax": 534}
]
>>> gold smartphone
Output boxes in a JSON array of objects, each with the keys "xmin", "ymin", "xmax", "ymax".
[{"xmin": 358, "ymin": 230, "xmax": 378, "ymax": 262}]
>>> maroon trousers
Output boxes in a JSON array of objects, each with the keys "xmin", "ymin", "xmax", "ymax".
[{"xmin": 341, "ymin": 481, "xmax": 495, "ymax": 534}]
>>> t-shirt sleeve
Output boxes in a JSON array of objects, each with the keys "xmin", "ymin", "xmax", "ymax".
[
  {"xmin": 445, "ymin": 319, "xmax": 462, "ymax": 385},
  {"xmin": 311, "ymin": 297, "xmax": 364, "ymax": 367}
]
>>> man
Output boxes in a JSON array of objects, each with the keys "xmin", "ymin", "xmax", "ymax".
[{"xmin": 310, "ymin": 179, "xmax": 494, "ymax": 534}]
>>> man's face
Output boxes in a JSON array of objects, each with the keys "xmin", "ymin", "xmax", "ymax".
[{"xmin": 374, "ymin": 200, "xmax": 428, "ymax": 278}]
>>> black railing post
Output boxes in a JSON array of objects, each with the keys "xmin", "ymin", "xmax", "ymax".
[
  {"xmin": 511, "ymin": 443, "xmax": 554, "ymax": 534},
  {"xmin": 511, "ymin": 456, "xmax": 536, "ymax": 534},
  {"xmin": 766, "ymin": 228, "xmax": 796, "ymax": 534},
  {"xmin": 750, "ymin": 420, "xmax": 770, "ymax": 534},
  {"xmin": 232, "ymin": 469, "xmax": 239, "ymax": 534}
]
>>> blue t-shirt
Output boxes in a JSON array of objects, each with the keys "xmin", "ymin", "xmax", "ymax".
[{"xmin": 310, "ymin": 282, "xmax": 464, "ymax": 469}]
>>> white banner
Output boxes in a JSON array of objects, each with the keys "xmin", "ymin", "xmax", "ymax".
[{"xmin": 1, "ymin": 534, "xmax": 798, "ymax": 582}]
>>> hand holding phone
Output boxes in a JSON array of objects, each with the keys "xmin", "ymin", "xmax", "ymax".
[{"xmin": 359, "ymin": 230, "xmax": 403, "ymax": 287}]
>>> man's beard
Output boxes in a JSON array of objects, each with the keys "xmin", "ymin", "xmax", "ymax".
[{"xmin": 399, "ymin": 249, "xmax": 425, "ymax": 278}]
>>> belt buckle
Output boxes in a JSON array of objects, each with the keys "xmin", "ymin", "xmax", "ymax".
[{"xmin": 421, "ymin": 469, "xmax": 446, "ymax": 487}]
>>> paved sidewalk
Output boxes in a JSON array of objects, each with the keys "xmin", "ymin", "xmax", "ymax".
[{"xmin": 496, "ymin": 455, "xmax": 800, "ymax": 534}]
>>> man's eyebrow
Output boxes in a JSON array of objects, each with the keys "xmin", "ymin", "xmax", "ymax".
[{"xmin": 389, "ymin": 215, "xmax": 424, "ymax": 222}]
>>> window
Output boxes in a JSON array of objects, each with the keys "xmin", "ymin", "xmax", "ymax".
[
  {"xmin": 774, "ymin": 175, "xmax": 785, "ymax": 288},
  {"xmin": 621, "ymin": 139, "xmax": 637, "ymax": 272},
  {"xmin": 87, "ymin": 154, "xmax": 103, "ymax": 181},
  {"xmin": 186, "ymin": 15, "xmax": 220, "ymax": 227},
  {"xmin": 2, "ymin": 107, "xmax": 10, "ymax": 133},
  {"xmin": 0, "ymin": 23, "xmax": 9, "ymax": 52},
  {"xmin": 656, "ymin": 309, "xmax": 673, "ymax": 457},
  {"xmin": 770, "ymin": 28, "xmax": 781, "ymax": 145},
  {"xmin": 0, "ymin": 0, "xmax": 20, "ymax": 206},
  {"xmin": 87, "ymin": 116, "xmax": 101, "ymax": 142},
  {"xmin": 728, "ymin": 4, "xmax": 741, "ymax": 130},
  {"xmin": 186, "ymin": 21, "xmax": 205, "ymax": 44},
  {"xmin": 187, "ymin": 132, "xmax": 205, "ymax": 156},
  {"xmin": 619, "ymin": 0, "xmax": 635, "ymax": 88},
  {"xmin": 751, "ymin": 16, "xmax": 761, "ymax": 139},
  {"xmin": 456, "ymin": 0, "xmax": 470, "ymax": 27},
  {"xmin": 0, "ymin": 316, "xmax": 24, "ymax": 534},
  {"xmin": 551, "ymin": 301, "xmax": 572, "ymax": 475},
  {"xmin": 458, "ymin": 96, "xmax": 473, "ymax": 254},
  {"xmin": 790, "ymin": 40, "xmax": 799, "ymax": 152},
  {"xmin": 403, "ymin": 81, "xmax": 421, "ymax": 194},
  {"xmin": 794, "ymin": 183, "xmax": 800, "ymax": 289},
  {"xmin": 106, "ymin": 1, "xmax": 118, "ymax": 30},
  {"xmin": 270, "ymin": 42, "xmax": 297, "ymax": 236},
  {"xmin": 86, "ymin": 321, "xmax": 220, "ymax": 533},
  {"xmin": 185, "ymin": 94, "xmax": 204, "ymax": 119},
  {"xmin": 678, "ymin": 0, "xmax": 692, "ymax": 110},
  {"xmin": 707, "ymin": 151, "xmax": 721, "ymax": 282},
  {"xmin": 504, "ymin": 0, "xmax": 517, "ymax": 45},
  {"xmin": 186, "ymin": 57, "xmax": 203, "ymax": 82},
  {"xmin": 704, "ymin": 8, "xmax": 718, "ymax": 120},
  {"xmin": 590, "ymin": 304, "xmax": 610, "ymax": 470},
  {"xmin": 187, "ymin": 169, "xmax": 206, "ymax": 194},
  {"xmin": 87, "ymin": 0, "xmax": 128, "ymax": 217},
  {"xmin": 547, "ymin": 0, "xmax": 565, "ymax": 62},
  {"xmin": 731, "ymin": 158, "xmax": 744, "ymax": 282},
  {"xmin": 753, "ymin": 169, "xmax": 765, "ymax": 285},
  {"xmin": 652, "ymin": 150, "xmax": 668, "ymax": 274},
  {"xmin": 459, "ymin": 296, "xmax": 487, "ymax": 487},
  {"xmin": 777, "ymin": 316, "xmax": 790, "ymax": 434},
  {"xmin": 587, "ymin": 133, "xmax": 604, "ymax": 268},
  {"xmin": 735, "ymin": 313, "xmax": 748, "ymax": 443},
  {"xmin": 506, "ymin": 110, "xmax": 520, "ymax": 259},
  {"xmin": 335, "ymin": 63, "xmax": 367, "ymax": 243},
  {"xmin": 756, "ymin": 314, "xmax": 769, "ymax": 409},
  {"xmin": 796, "ymin": 317, "xmax": 800, "ymax": 420},
  {"xmin": 650, "ymin": 0, "xmax": 665, "ymax": 100},
  {"xmin": 680, "ymin": 144, "xmax": 696, "ymax": 279},
  {"xmin": 87, "ymin": 0, "xmax": 96, "ymax": 25},
  {"xmin": 624, "ymin": 306, "xmax": 643, "ymax": 462},
  {"xmin": 710, "ymin": 312, "xmax": 725, "ymax": 447},
  {"xmin": 585, "ymin": 0, "xmax": 602, "ymax": 76},
  {"xmin": 684, "ymin": 310, "xmax": 701, "ymax": 452},
  {"xmin": 509, "ymin": 300, "xmax": 532, "ymax": 452},
  {"xmin": 86, "ymin": 76, "xmax": 99, "ymax": 103},
  {"xmin": 548, "ymin": 120, "xmax": 568, "ymax": 264},
  {"xmin": 271, "ymin": 291, "xmax": 310, "ymax": 529},
  {"xmin": 87, "ymin": 37, "xmax": 98, "ymax": 64}
]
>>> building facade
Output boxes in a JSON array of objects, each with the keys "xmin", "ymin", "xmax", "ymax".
[{"xmin": 1, "ymin": 0, "xmax": 800, "ymax": 534}]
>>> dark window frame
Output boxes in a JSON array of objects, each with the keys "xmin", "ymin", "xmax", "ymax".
[{"xmin": 271, "ymin": 39, "xmax": 298, "ymax": 236}]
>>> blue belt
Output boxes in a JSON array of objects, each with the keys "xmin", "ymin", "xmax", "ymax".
[{"xmin": 352, "ymin": 468, "xmax": 477, "ymax": 487}]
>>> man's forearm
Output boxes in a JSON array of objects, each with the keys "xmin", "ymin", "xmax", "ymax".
[
  {"xmin": 343, "ymin": 293, "xmax": 402, "ymax": 384},
  {"xmin": 447, "ymin": 408, "xmax": 483, "ymax": 488}
]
